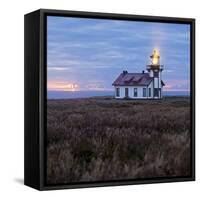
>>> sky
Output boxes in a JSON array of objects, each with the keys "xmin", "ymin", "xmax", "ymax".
[{"xmin": 47, "ymin": 16, "xmax": 190, "ymax": 92}]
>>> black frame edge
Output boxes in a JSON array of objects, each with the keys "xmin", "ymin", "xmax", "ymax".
[
  {"xmin": 39, "ymin": 8, "xmax": 195, "ymax": 22},
  {"xmin": 42, "ymin": 177, "xmax": 195, "ymax": 191},
  {"xmin": 24, "ymin": 10, "xmax": 41, "ymax": 190},
  {"xmin": 190, "ymin": 19, "xmax": 195, "ymax": 181}
]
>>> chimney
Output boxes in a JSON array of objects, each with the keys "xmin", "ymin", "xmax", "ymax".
[{"xmin": 123, "ymin": 70, "xmax": 128, "ymax": 75}]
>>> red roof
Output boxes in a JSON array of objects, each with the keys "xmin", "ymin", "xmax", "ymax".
[{"xmin": 112, "ymin": 72, "xmax": 154, "ymax": 86}]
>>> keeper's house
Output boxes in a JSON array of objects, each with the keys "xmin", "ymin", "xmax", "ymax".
[{"xmin": 112, "ymin": 49, "xmax": 165, "ymax": 99}]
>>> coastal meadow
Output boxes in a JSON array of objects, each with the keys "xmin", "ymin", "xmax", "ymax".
[{"xmin": 47, "ymin": 96, "xmax": 190, "ymax": 184}]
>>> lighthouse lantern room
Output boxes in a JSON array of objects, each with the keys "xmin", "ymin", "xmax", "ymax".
[{"xmin": 147, "ymin": 49, "xmax": 164, "ymax": 99}]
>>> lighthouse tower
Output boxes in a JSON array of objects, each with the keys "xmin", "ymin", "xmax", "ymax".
[{"xmin": 147, "ymin": 49, "xmax": 164, "ymax": 99}]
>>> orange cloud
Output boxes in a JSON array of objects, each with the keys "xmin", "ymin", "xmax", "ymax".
[{"xmin": 48, "ymin": 81, "xmax": 79, "ymax": 91}]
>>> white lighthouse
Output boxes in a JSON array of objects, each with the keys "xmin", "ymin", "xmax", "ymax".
[
  {"xmin": 146, "ymin": 49, "xmax": 164, "ymax": 99},
  {"xmin": 112, "ymin": 49, "xmax": 165, "ymax": 99}
]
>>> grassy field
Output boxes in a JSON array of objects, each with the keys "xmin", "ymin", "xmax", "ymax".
[{"xmin": 47, "ymin": 96, "xmax": 191, "ymax": 184}]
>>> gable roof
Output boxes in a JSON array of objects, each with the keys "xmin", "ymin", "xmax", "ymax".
[
  {"xmin": 112, "ymin": 72, "xmax": 153, "ymax": 86},
  {"xmin": 113, "ymin": 72, "xmax": 165, "ymax": 86}
]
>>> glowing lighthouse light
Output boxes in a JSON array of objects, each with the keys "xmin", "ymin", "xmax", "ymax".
[{"xmin": 151, "ymin": 49, "xmax": 160, "ymax": 65}]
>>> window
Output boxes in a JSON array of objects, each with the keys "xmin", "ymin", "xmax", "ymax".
[
  {"xmin": 143, "ymin": 88, "xmax": 147, "ymax": 97},
  {"xmin": 134, "ymin": 88, "xmax": 137, "ymax": 97},
  {"xmin": 154, "ymin": 88, "xmax": 159, "ymax": 97},
  {"xmin": 149, "ymin": 88, "xmax": 151, "ymax": 97},
  {"xmin": 116, "ymin": 88, "xmax": 120, "ymax": 97},
  {"xmin": 154, "ymin": 71, "xmax": 159, "ymax": 77},
  {"xmin": 125, "ymin": 88, "xmax": 129, "ymax": 97}
]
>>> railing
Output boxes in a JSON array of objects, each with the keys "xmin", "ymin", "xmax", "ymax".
[{"xmin": 146, "ymin": 65, "xmax": 164, "ymax": 70}]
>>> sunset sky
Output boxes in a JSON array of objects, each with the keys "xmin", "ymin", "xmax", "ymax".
[{"xmin": 47, "ymin": 16, "xmax": 190, "ymax": 92}]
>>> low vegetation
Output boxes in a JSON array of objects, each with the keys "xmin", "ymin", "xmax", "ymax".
[{"xmin": 47, "ymin": 96, "xmax": 191, "ymax": 184}]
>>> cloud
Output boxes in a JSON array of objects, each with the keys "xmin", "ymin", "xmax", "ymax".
[
  {"xmin": 163, "ymin": 70, "xmax": 174, "ymax": 73},
  {"xmin": 47, "ymin": 80, "xmax": 79, "ymax": 91},
  {"xmin": 163, "ymin": 79, "xmax": 190, "ymax": 91},
  {"xmin": 48, "ymin": 67, "xmax": 70, "ymax": 71},
  {"xmin": 84, "ymin": 80, "xmax": 111, "ymax": 91}
]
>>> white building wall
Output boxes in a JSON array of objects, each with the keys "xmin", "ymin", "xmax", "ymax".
[
  {"xmin": 149, "ymin": 70, "xmax": 154, "ymax": 77},
  {"xmin": 136, "ymin": 86, "xmax": 146, "ymax": 98},
  {"xmin": 147, "ymin": 81, "xmax": 154, "ymax": 98},
  {"xmin": 154, "ymin": 77, "xmax": 159, "ymax": 88},
  {"xmin": 114, "ymin": 85, "xmax": 154, "ymax": 99}
]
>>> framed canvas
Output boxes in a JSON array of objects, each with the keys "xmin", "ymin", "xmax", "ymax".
[{"xmin": 24, "ymin": 9, "xmax": 195, "ymax": 190}]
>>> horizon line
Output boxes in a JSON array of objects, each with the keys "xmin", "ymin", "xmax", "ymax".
[{"xmin": 47, "ymin": 89, "xmax": 190, "ymax": 92}]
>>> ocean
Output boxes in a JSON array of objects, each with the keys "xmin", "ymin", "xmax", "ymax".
[{"xmin": 47, "ymin": 90, "xmax": 190, "ymax": 99}]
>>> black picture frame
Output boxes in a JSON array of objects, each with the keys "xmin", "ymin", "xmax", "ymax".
[{"xmin": 24, "ymin": 9, "xmax": 195, "ymax": 191}]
